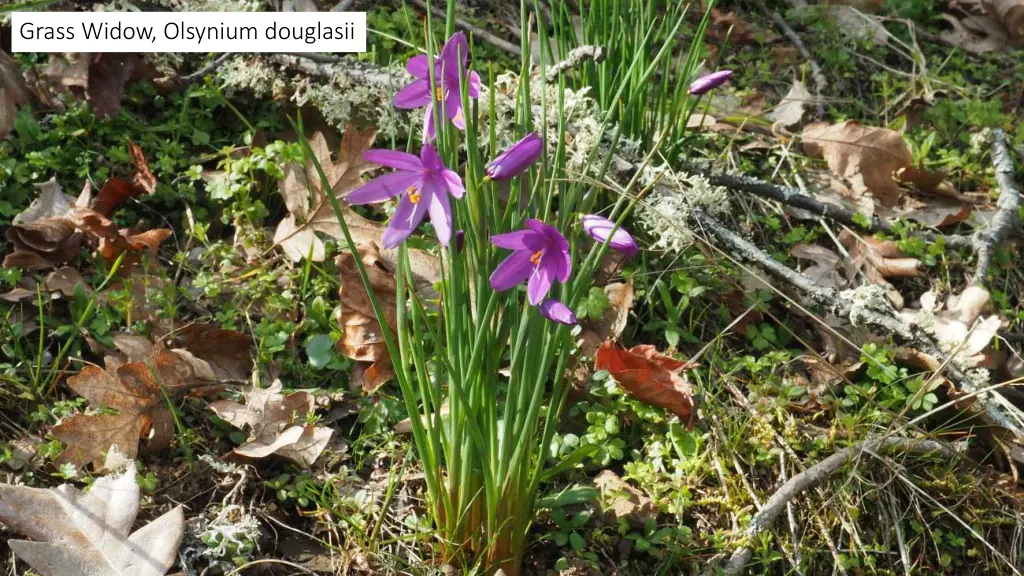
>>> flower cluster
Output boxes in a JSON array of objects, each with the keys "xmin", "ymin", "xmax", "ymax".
[{"xmin": 347, "ymin": 34, "xmax": 644, "ymax": 326}]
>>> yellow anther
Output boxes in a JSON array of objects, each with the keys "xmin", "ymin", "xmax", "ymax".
[
  {"xmin": 435, "ymin": 87, "xmax": 443, "ymax": 101},
  {"xmin": 409, "ymin": 191, "xmax": 421, "ymax": 204},
  {"xmin": 530, "ymin": 250, "xmax": 543, "ymax": 266}
]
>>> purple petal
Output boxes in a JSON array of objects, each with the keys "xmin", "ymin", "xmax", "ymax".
[
  {"xmin": 539, "ymin": 299, "xmax": 577, "ymax": 325},
  {"xmin": 689, "ymin": 70, "xmax": 733, "ymax": 96},
  {"xmin": 442, "ymin": 169, "xmax": 465, "ymax": 199},
  {"xmin": 428, "ymin": 188, "xmax": 452, "ymax": 246},
  {"xmin": 489, "ymin": 249, "xmax": 535, "ymax": 292},
  {"xmin": 467, "ymin": 70, "xmax": 481, "ymax": 98},
  {"xmin": 423, "ymin": 103, "xmax": 437, "ymax": 143},
  {"xmin": 540, "ymin": 249, "xmax": 571, "ymax": 286},
  {"xmin": 362, "ymin": 149, "xmax": 422, "ymax": 172},
  {"xmin": 444, "ymin": 90, "xmax": 465, "ymax": 126},
  {"xmin": 527, "ymin": 263, "xmax": 553, "ymax": 306},
  {"xmin": 395, "ymin": 79, "xmax": 432, "ymax": 109},
  {"xmin": 420, "ymin": 143, "xmax": 443, "ymax": 172},
  {"xmin": 454, "ymin": 230, "xmax": 465, "ymax": 254},
  {"xmin": 407, "ymin": 54, "xmax": 431, "ymax": 78},
  {"xmin": 583, "ymin": 214, "xmax": 639, "ymax": 258},
  {"xmin": 440, "ymin": 32, "xmax": 469, "ymax": 75},
  {"xmin": 485, "ymin": 133, "xmax": 543, "ymax": 180},
  {"xmin": 346, "ymin": 172, "xmax": 420, "ymax": 205},
  {"xmin": 382, "ymin": 192, "xmax": 429, "ymax": 249},
  {"xmin": 490, "ymin": 229, "xmax": 541, "ymax": 250}
]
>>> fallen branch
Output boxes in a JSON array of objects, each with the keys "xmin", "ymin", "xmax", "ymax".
[
  {"xmin": 545, "ymin": 45, "xmax": 605, "ymax": 83},
  {"xmin": 971, "ymin": 129, "xmax": 1020, "ymax": 285},
  {"xmin": 408, "ymin": 0, "xmax": 523, "ymax": 56},
  {"xmin": 271, "ymin": 53, "xmax": 406, "ymax": 87},
  {"xmin": 682, "ymin": 163, "xmax": 974, "ymax": 248},
  {"xmin": 755, "ymin": 0, "xmax": 827, "ymax": 119},
  {"xmin": 720, "ymin": 436, "xmax": 959, "ymax": 576}
]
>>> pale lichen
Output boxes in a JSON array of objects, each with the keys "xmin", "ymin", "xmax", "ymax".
[{"xmin": 636, "ymin": 173, "xmax": 729, "ymax": 252}]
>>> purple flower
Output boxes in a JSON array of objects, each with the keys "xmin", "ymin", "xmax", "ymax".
[
  {"xmin": 539, "ymin": 298, "xmax": 577, "ymax": 325},
  {"xmin": 689, "ymin": 70, "xmax": 733, "ymax": 95},
  {"xmin": 485, "ymin": 133, "xmax": 543, "ymax": 180},
  {"xmin": 489, "ymin": 219, "xmax": 571, "ymax": 306},
  {"xmin": 582, "ymin": 214, "xmax": 639, "ymax": 258},
  {"xmin": 394, "ymin": 32, "xmax": 481, "ymax": 142},
  {"xmin": 454, "ymin": 229, "xmax": 465, "ymax": 254},
  {"xmin": 346, "ymin": 144, "xmax": 465, "ymax": 249}
]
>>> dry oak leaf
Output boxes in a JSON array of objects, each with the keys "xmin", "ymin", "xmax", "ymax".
[
  {"xmin": 42, "ymin": 53, "xmax": 138, "ymax": 119},
  {"xmin": 209, "ymin": 379, "xmax": 332, "ymax": 467},
  {"xmin": 768, "ymin": 78, "xmax": 814, "ymax": 131},
  {"xmin": 52, "ymin": 347, "xmax": 218, "ymax": 468},
  {"xmin": 0, "ymin": 464, "xmax": 184, "ymax": 576},
  {"xmin": 791, "ymin": 230, "xmax": 919, "ymax": 308},
  {"xmin": 273, "ymin": 127, "xmax": 378, "ymax": 262},
  {"xmin": 940, "ymin": 11, "xmax": 1014, "ymax": 54},
  {"xmin": 161, "ymin": 323, "xmax": 255, "ymax": 382},
  {"xmin": 901, "ymin": 285, "xmax": 1002, "ymax": 366},
  {"xmin": 595, "ymin": 341, "xmax": 697, "ymax": 425},
  {"xmin": 802, "ymin": 121, "xmax": 913, "ymax": 209},
  {"xmin": 593, "ymin": 469, "xmax": 657, "ymax": 527},
  {"xmin": 335, "ymin": 243, "xmax": 398, "ymax": 393},
  {"xmin": 580, "ymin": 279, "xmax": 635, "ymax": 358},
  {"xmin": 3, "ymin": 178, "xmax": 87, "ymax": 270},
  {"xmin": 985, "ymin": 0, "xmax": 1024, "ymax": 42},
  {"xmin": 1, "ymin": 50, "xmax": 31, "ymax": 140}
]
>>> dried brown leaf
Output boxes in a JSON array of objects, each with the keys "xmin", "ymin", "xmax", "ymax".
[
  {"xmin": 52, "ymin": 347, "xmax": 217, "ymax": 468},
  {"xmin": 580, "ymin": 280, "xmax": 634, "ymax": 357},
  {"xmin": 1, "ymin": 51, "xmax": 31, "ymax": 140},
  {"xmin": 0, "ymin": 465, "xmax": 184, "ymax": 576},
  {"xmin": 594, "ymin": 342, "xmax": 697, "ymax": 424},
  {"xmin": 274, "ymin": 127, "xmax": 378, "ymax": 262},
  {"xmin": 802, "ymin": 121, "xmax": 912, "ymax": 208},
  {"xmin": 593, "ymin": 470, "xmax": 658, "ymax": 527},
  {"xmin": 209, "ymin": 380, "xmax": 332, "ymax": 467},
  {"xmin": 769, "ymin": 79, "xmax": 813, "ymax": 130},
  {"xmin": 162, "ymin": 323, "xmax": 254, "ymax": 382}
]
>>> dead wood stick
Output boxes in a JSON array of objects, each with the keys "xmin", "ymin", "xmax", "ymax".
[
  {"xmin": 684, "ymin": 164, "xmax": 971, "ymax": 249},
  {"xmin": 545, "ymin": 45, "xmax": 605, "ymax": 83},
  {"xmin": 755, "ymin": 0, "xmax": 827, "ymax": 119},
  {"xmin": 407, "ymin": 0, "xmax": 523, "ymax": 57},
  {"xmin": 183, "ymin": 52, "xmax": 236, "ymax": 82},
  {"xmin": 971, "ymin": 129, "xmax": 1020, "ymax": 285},
  {"xmin": 720, "ymin": 436, "xmax": 958, "ymax": 576}
]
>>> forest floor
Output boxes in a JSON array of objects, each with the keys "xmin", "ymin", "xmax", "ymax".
[{"xmin": 1, "ymin": 0, "xmax": 1023, "ymax": 575}]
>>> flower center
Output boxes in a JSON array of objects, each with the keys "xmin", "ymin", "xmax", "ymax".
[
  {"xmin": 435, "ymin": 87, "xmax": 443, "ymax": 102},
  {"xmin": 530, "ymin": 250, "xmax": 543, "ymax": 266},
  {"xmin": 408, "ymin": 185, "xmax": 420, "ymax": 204}
]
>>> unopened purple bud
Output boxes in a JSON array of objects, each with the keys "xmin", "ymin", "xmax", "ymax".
[
  {"xmin": 689, "ymin": 70, "xmax": 733, "ymax": 95},
  {"xmin": 485, "ymin": 132, "xmax": 542, "ymax": 180},
  {"xmin": 539, "ymin": 298, "xmax": 577, "ymax": 325},
  {"xmin": 454, "ymin": 230, "xmax": 465, "ymax": 253},
  {"xmin": 582, "ymin": 214, "xmax": 639, "ymax": 258}
]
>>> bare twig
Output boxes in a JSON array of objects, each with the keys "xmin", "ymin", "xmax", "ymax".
[
  {"xmin": 720, "ymin": 436, "xmax": 958, "ymax": 575},
  {"xmin": 407, "ymin": 0, "xmax": 523, "ymax": 56},
  {"xmin": 545, "ymin": 45, "xmax": 605, "ymax": 83},
  {"xmin": 682, "ymin": 163, "xmax": 973, "ymax": 248},
  {"xmin": 971, "ymin": 129, "xmax": 1020, "ymax": 285},
  {"xmin": 183, "ymin": 52, "xmax": 236, "ymax": 82},
  {"xmin": 271, "ymin": 53, "xmax": 406, "ymax": 87},
  {"xmin": 755, "ymin": 0, "xmax": 826, "ymax": 119}
]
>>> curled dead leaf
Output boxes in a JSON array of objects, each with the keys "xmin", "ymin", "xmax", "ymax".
[
  {"xmin": 595, "ymin": 341, "xmax": 697, "ymax": 425},
  {"xmin": 52, "ymin": 344, "xmax": 219, "ymax": 468},
  {"xmin": 0, "ymin": 465, "xmax": 184, "ymax": 576},
  {"xmin": 209, "ymin": 379, "xmax": 332, "ymax": 467},
  {"xmin": 335, "ymin": 244, "xmax": 397, "ymax": 393}
]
